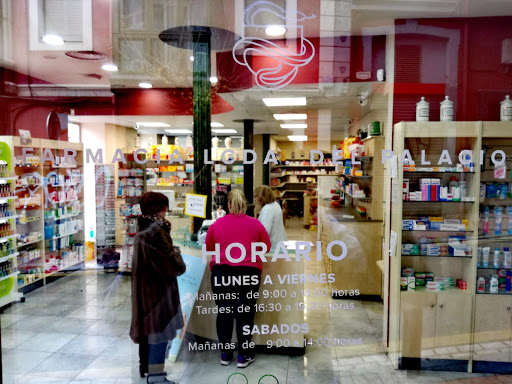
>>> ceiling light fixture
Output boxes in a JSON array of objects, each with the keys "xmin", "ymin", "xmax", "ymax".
[
  {"xmin": 42, "ymin": 34, "xmax": 64, "ymax": 45},
  {"xmin": 101, "ymin": 64, "xmax": 119, "ymax": 72},
  {"xmin": 211, "ymin": 122, "xmax": 224, "ymax": 127},
  {"xmin": 288, "ymin": 135, "xmax": 308, "ymax": 141},
  {"xmin": 165, "ymin": 129, "xmax": 193, "ymax": 134},
  {"xmin": 210, "ymin": 76, "xmax": 218, "ymax": 84},
  {"xmin": 265, "ymin": 25, "xmax": 287, "ymax": 36},
  {"xmin": 136, "ymin": 122, "xmax": 170, "ymax": 127},
  {"xmin": 139, "ymin": 82, "xmax": 153, "ymax": 89},
  {"xmin": 281, "ymin": 123, "xmax": 308, "ymax": 129},
  {"xmin": 212, "ymin": 129, "xmax": 237, "ymax": 134},
  {"xmin": 263, "ymin": 97, "xmax": 306, "ymax": 107},
  {"xmin": 273, "ymin": 113, "xmax": 307, "ymax": 120}
]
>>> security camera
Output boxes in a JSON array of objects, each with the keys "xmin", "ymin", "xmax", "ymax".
[{"xmin": 358, "ymin": 90, "xmax": 369, "ymax": 107}]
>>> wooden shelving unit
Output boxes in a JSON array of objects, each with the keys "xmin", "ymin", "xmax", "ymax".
[
  {"xmin": 0, "ymin": 137, "xmax": 84, "ymax": 296},
  {"xmin": 385, "ymin": 121, "xmax": 512, "ymax": 373}
]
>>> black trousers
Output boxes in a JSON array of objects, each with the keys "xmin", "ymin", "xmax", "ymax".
[
  {"xmin": 211, "ymin": 264, "xmax": 261, "ymax": 356},
  {"xmin": 139, "ymin": 338, "xmax": 167, "ymax": 375}
]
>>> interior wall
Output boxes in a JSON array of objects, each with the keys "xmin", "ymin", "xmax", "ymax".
[{"xmin": 81, "ymin": 122, "xmax": 106, "ymax": 241}]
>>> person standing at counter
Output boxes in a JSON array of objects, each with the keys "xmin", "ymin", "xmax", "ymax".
[
  {"xmin": 130, "ymin": 192, "xmax": 186, "ymax": 384},
  {"xmin": 205, "ymin": 189, "xmax": 271, "ymax": 368},
  {"xmin": 254, "ymin": 185, "xmax": 287, "ymax": 249}
]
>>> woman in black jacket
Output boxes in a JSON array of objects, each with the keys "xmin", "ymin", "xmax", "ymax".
[{"xmin": 130, "ymin": 192, "xmax": 186, "ymax": 384}]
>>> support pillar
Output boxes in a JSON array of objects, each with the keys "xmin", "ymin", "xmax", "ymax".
[
  {"xmin": 262, "ymin": 134, "xmax": 270, "ymax": 185},
  {"xmin": 192, "ymin": 29, "xmax": 212, "ymax": 232},
  {"xmin": 243, "ymin": 119, "xmax": 254, "ymax": 216}
]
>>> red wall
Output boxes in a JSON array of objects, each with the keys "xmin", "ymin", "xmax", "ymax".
[{"xmin": 393, "ymin": 16, "xmax": 512, "ymax": 124}]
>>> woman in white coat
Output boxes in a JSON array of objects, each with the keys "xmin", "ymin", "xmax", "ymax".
[{"xmin": 254, "ymin": 185, "xmax": 287, "ymax": 249}]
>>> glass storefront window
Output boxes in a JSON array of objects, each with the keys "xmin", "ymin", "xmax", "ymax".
[{"xmin": 1, "ymin": 1, "xmax": 512, "ymax": 383}]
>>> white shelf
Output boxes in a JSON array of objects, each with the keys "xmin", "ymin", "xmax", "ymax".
[
  {"xmin": 45, "ymin": 212, "xmax": 81, "ymax": 221},
  {"xmin": 0, "ymin": 271, "xmax": 20, "ymax": 282},
  {"xmin": 0, "ymin": 215, "xmax": 18, "ymax": 224},
  {"xmin": 0, "ymin": 234, "xmax": 18, "ymax": 243},
  {"xmin": 0, "ymin": 252, "xmax": 19, "ymax": 263},
  {"xmin": 17, "ymin": 238, "xmax": 43, "ymax": 247},
  {"xmin": 0, "ymin": 177, "xmax": 18, "ymax": 184},
  {"xmin": 49, "ymin": 198, "xmax": 79, "ymax": 204},
  {"xmin": 47, "ymin": 183, "xmax": 78, "ymax": 188},
  {"xmin": 51, "ymin": 230, "xmax": 78, "ymax": 240},
  {"xmin": 0, "ymin": 196, "xmax": 17, "ymax": 204}
]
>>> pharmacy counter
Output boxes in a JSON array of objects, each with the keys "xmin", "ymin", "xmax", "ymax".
[
  {"xmin": 318, "ymin": 200, "xmax": 383, "ymax": 300},
  {"xmin": 175, "ymin": 241, "xmax": 305, "ymax": 355}
]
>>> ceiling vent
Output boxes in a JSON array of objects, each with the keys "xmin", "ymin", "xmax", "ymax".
[{"xmin": 28, "ymin": 0, "xmax": 92, "ymax": 51}]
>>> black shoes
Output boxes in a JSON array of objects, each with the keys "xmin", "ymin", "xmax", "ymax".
[{"xmin": 147, "ymin": 372, "xmax": 175, "ymax": 383}]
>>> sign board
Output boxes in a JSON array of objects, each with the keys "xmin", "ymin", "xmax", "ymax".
[
  {"xmin": 184, "ymin": 193, "xmax": 207, "ymax": 218},
  {"xmin": 168, "ymin": 253, "xmax": 206, "ymax": 362}
]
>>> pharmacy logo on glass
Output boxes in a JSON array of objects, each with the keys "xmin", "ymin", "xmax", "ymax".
[{"xmin": 233, "ymin": 1, "xmax": 316, "ymax": 90}]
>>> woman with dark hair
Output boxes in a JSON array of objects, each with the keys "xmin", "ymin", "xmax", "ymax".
[{"xmin": 130, "ymin": 192, "xmax": 186, "ymax": 384}]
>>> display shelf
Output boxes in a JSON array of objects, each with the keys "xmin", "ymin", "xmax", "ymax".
[
  {"xmin": 387, "ymin": 122, "xmax": 481, "ymax": 371},
  {"xmin": 345, "ymin": 193, "xmax": 371, "ymax": 202},
  {"xmin": 0, "ymin": 234, "xmax": 18, "ymax": 243},
  {"xmin": 479, "ymin": 199, "xmax": 512, "ymax": 206},
  {"xmin": 403, "ymin": 171, "xmax": 476, "ymax": 174},
  {"xmin": 402, "ymin": 200, "xmax": 474, "ymax": 204},
  {"xmin": 0, "ymin": 271, "xmax": 20, "ymax": 283},
  {"xmin": 50, "ymin": 230, "xmax": 79, "ymax": 240},
  {"xmin": 45, "ymin": 261, "xmax": 83, "ymax": 276},
  {"xmin": 47, "ymin": 183, "xmax": 79, "ymax": 188},
  {"xmin": 476, "ymin": 290, "xmax": 512, "ymax": 295},
  {"xmin": 0, "ymin": 252, "xmax": 19, "ymax": 263},
  {"xmin": 17, "ymin": 257, "xmax": 42, "ymax": 268},
  {"xmin": 404, "ymin": 286, "xmax": 470, "ymax": 295},
  {"xmin": 403, "ymin": 229, "xmax": 472, "ymax": 233},
  {"xmin": 48, "ymin": 198, "xmax": 79, "ymax": 205},
  {"xmin": 16, "ymin": 205, "xmax": 40, "ymax": 210},
  {"xmin": 273, "ymin": 165, "xmax": 335, "ymax": 168},
  {"xmin": 17, "ymin": 238, "xmax": 43, "ymax": 247},
  {"xmin": 0, "ymin": 196, "xmax": 17, "ymax": 203},
  {"xmin": 340, "ymin": 174, "xmax": 373, "ymax": 180},
  {"xmin": 0, "ymin": 215, "xmax": 18, "ymax": 223},
  {"xmin": 17, "ymin": 276, "xmax": 44, "ymax": 289},
  {"xmin": 45, "ymin": 212, "xmax": 81, "ymax": 221},
  {"xmin": 50, "ymin": 164, "xmax": 78, "ymax": 169},
  {"xmin": 0, "ymin": 177, "xmax": 18, "ymax": 183},
  {"xmin": 402, "ymin": 254, "xmax": 473, "ymax": 258}
]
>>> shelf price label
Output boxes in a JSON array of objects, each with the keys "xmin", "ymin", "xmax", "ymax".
[{"xmin": 184, "ymin": 193, "xmax": 207, "ymax": 218}]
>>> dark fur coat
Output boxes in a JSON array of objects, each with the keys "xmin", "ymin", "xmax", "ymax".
[{"xmin": 130, "ymin": 216, "xmax": 186, "ymax": 344}]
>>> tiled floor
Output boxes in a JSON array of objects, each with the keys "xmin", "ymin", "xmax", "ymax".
[{"xmin": 1, "ymin": 219, "xmax": 511, "ymax": 383}]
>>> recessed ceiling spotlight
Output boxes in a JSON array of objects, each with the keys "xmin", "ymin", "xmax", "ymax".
[
  {"xmin": 273, "ymin": 113, "xmax": 307, "ymax": 120},
  {"xmin": 101, "ymin": 64, "xmax": 119, "ymax": 71},
  {"xmin": 42, "ymin": 35, "xmax": 64, "ymax": 45},
  {"xmin": 212, "ymin": 129, "xmax": 237, "ymax": 134},
  {"xmin": 263, "ymin": 97, "xmax": 306, "ymax": 107},
  {"xmin": 211, "ymin": 122, "xmax": 224, "ymax": 127},
  {"xmin": 139, "ymin": 82, "xmax": 153, "ymax": 89},
  {"xmin": 136, "ymin": 122, "xmax": 170, "ymax": 127},
  {"xmin": 281, "ymin": 123, "xmax": 307, "ymax": 129},
  {"xmin": 190, "ymin": 56, "xmax": 194, "ymax": 61},
  {"xmin": 210, "ymin": 76, "xmax": 218, "ymax": 84},
  {"xmin": 165, "ymin": 129, "xmax": 193, "ymax": 134},
  {"xmin": 288, "ymin": 135, "xmax": 308, "ymax": 141},
  {"xmin": 265, "ymin": 26, "xmax": 287, "ymax": 36}
]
